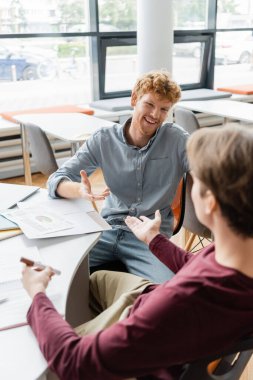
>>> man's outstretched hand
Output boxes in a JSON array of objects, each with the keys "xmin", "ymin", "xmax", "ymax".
[
  {"xmin": 79, "ymin": 170, "xmax": 110, "ymax": 201},
  {"xmin": 125, "ymin": 210, "xmax": 161, "ymax": 245}
]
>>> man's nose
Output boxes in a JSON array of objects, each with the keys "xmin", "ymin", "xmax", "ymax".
[{"xmin": 150, "ymin": 107, "xmax": 160, "ymax": 119}]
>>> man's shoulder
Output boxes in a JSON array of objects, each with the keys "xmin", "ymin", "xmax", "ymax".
[
  {"xmin": 90, "ymin": 123, "xmax": 122, "ymax": 140},
  {"xmin": 163, "ymin": 123, "xmax": 189, "ymax": 135},
  {"xmin": 161, "ymin": 122, "xmax": 189, "ymax": 138}
]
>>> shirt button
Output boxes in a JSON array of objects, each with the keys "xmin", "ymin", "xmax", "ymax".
[
  {"xmin": 137, "ymin": 198, "xmax": 141, "ymax": 202},
  {"xmin": 137, "ymin": 182, "xmax": 140, "ymax": 187}
]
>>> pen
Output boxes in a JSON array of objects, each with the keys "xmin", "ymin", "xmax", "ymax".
[
  {"xmin": 0, "ymin": 297, "xmax": 8, "ymax": 304},
  {"xmin": 20, "ymin": 257, "xmax": 61, "ymax": 275}
]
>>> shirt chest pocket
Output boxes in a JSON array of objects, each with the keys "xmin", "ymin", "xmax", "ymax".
[{"xmin": 144, "ymin": 157, "xmax": 171, "ymax": 187}]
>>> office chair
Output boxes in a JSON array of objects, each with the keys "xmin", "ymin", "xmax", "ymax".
[
  {"xmin": 183, "ymin": 173, "xmax": 212, "ymax": 251},
  {"xmin": 174, "ymin": 107, "xmax": 200, "ymax": 134},
  {"xmin": 180, "ymin": 334, "xmax": 253, "ymax": 380},
  {"xmin": 24, "ymin": 123, "xmax": 59, "ymax": 176},
  {"xmin": 174, "ymin": 109, "xmax": 211, "ymax": 251},
  {"xmin": 171, "ymin": 174, "xmax": 186, "ymax": 236}
]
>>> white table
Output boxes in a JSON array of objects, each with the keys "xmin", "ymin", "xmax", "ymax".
[
  {"xmin": 178, "ymin": 99, "xmax": 253, "ymax": 124},
  {"xmin": 0, "ymin": 187, "xmax": 100, "ymax": 380},
  {"xmin": 13, "ymin": 113, "xmax": 115, "ymax": 185}
]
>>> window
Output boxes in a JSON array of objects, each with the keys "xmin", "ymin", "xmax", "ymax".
[
  {"xmin": 0, "ymin": 1, "xmax": 91, "ymax": 111},
  {"xmin": 173, "ymin": 0, "xmax": 210, "ymax": 30},
  {"xmin": 173, "ymin": 35, "xmax": 213, "ymax": 88},
  {"xmin": 1, "ymin": 1, "xmax": 253, "ymax": 108},
  {"xmin": 0, "ymin": 36, "xmax": 91, "ymax": 110},
  {"xmin": 0, "ymin": 0, "xmax": 88, "ymax": 34},
  {"xmin": 217, "ymin": 0, "xmax": 253, "ymax": 29},
  {"xmin": 214, "ymin": 31, "xmax": 253, "ymax": 88},
  {"xmin": 99, "ymin": 36, "xmax": 137, "ymax": 98},
  {"xmin": 98, "ymin": 0, "xmax": 136, "ymax": 32}
]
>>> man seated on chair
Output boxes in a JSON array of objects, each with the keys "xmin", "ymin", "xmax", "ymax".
[
  {"xmin": 22, "ymin": 125, "xmax": 253, "ymax": 380},
  {"xmin": 47, "ymin": 69, "xmax": 189, "ymax": 283}
]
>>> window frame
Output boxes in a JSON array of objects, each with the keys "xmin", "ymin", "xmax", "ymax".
[{"xmin": 174, "ymin": 32, "xmax": 215, "ymax": 90}]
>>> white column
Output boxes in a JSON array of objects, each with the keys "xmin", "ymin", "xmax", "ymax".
[{"xmin": 137, "ymin": 0, "xmax": 173, "ymax": 75}]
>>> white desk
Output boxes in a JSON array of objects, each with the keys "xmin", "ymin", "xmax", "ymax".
[
  {"xmin": 0, "ymin": 188, "xmax": 100, "ymax": 380},
  {"xmin": 178, "ymin": 99, "xmax": 253, "ymax": 124},
  {"xmin": 13, "ymin": 113, "xmax": 115, "ymax": 185}
]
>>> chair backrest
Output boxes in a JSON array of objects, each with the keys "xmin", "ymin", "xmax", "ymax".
[
  {"xmin": 180, "ymin": 334, "xmax": 253, "ymax": 380},
  {"xmin": 183, "ymin": 173, "xmax": 211, "ymax": 238},
  {"xmin": 174, "ymin": 107, "xmax": 200, "ymax": 134},
  {"xmin": 171, "ymin": 174, "xmax": 186, "ymax": 235},
  {"xmin": 24, "ymin": 123, "xmax": 58, "ymax": 176}
]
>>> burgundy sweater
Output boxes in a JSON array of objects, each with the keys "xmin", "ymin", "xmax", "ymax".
[{"xmin": 27, "ymin": 235, "xmax": 253, "ymax": 380}]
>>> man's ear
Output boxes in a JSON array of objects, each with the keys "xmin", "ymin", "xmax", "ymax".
[
  {"xmin": 131, "ymin": 91, "xmax": 138, "ymax": 107},
  {"xmin": 204, "ymin": 190, "xmax": 217, "ymax": 215}
]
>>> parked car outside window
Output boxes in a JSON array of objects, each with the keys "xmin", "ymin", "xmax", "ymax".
[
  {"xmin": 215, "ymin": 31, "xmax": 253, "ymax": 65},
  {"xmin": 0, "ymin": 46, "xmax": 57, "ymax": 81}
]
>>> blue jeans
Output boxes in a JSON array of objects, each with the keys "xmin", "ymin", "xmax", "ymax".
[{"xmin": 89, "ymin": 227, "xmax": 174, "ymax": 284}]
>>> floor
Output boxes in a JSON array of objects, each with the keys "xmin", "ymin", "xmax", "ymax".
[{"xmin": 1, "ymin": 170, "xmax": 252, "ymax": 380}]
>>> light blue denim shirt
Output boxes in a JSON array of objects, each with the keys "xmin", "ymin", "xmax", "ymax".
[{"xmin": 48, "ymin": 118, "xmax": 189, "ymax": 237}]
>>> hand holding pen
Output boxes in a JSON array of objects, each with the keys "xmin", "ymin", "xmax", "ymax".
[
  {"xmin": 20, "ymin": 257, "xmax": 61, "ymax": 275},
  {"xmin": 21, "ymin": 257, "xmax": 61, "ymax": 300}
]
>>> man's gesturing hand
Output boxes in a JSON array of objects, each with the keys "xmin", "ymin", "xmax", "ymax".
[
  {"xmin": 79, "ymin": 170, "xmax": 110, "ymax": 201},
  {"xmin": 125, "ymin": 210, "xmax": 161, "ymax": 245}
]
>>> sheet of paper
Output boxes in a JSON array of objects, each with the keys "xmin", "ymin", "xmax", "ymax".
[
  {"xmin": 2, "ymin": 194, "xmax": 110, "ymax": 239},
  {"xmin": 17, "ymin": 198, "xmax": 111, "ymax": 239},
  {"xmin": 0, "ymin": 283, "xmax": 61, "ymax": 331},
  {"xmin": 0, "ymin": 245, "xmax": 61, "ymax": 331},
  {"xmin": 18, "ymin": 192, "xmax": 94, "ymax": 213},
  {"xmin": 21, "ymin": 210, "xmax": 111, "ymax": 239},
  {"xmin": 0, "ymin": 246, "xmax": 40, "ymax": 331},
  {"xmin": 0, "ymin": 215, "xmax": 19, "ymax": 231},
  {"xmin": 1, "ymin": 207, "xmax": 74, "ymax": 238},
  {"xmin": 0, "ymin": 245, "xmax": 41, "ymax": 283},
  {"xmin": 0, "ymin": 183, "xmax": 39, "ymax": 211}
]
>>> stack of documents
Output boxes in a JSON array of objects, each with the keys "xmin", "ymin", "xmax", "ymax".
[
  {"xmin": 1, "ymin": 192, "xmax": 111, "ymax": 239},
  {"xmin": 0, "ymin": 183, "xmax": 39, "ymax": 240}
]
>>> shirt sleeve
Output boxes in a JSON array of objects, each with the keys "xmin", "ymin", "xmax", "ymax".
[
  {"xmin": 149, "ymin": 234, "xmax": 194, "ymax": 273},
  {"xmin": 27, "ymin": 293, "xmax": 121, "ymax": 380},
  {"xmin": 27, "ymin": 287, "xmax": 200, "ymax": 380}
]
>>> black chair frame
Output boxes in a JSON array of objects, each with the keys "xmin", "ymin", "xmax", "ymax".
[{"xmin": 180, "ymin": 335, "xmax": 253, "ymax": 380}]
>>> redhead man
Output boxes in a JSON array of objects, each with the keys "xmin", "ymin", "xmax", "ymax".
[
  {"xmin": 47, "ymin": 70, "xmax": 188, "ymax": 283},
  {"xmin": 23, "ymin": 125, "xmax": 253, "ymax": 380}
]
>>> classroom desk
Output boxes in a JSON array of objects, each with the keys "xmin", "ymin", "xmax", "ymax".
[
  {"xmin": 13, "ymin": 113, "xmax": 115, "ymax": 185},
  {"xmin": 177, "ymin": 99, "xmax": 253, "ymax": 124},
  {"xmin": 0, "ymin": 188, "xmax": 100, "ymax": 380}
]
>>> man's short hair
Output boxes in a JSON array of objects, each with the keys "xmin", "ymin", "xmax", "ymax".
[
  {"xmin": 187, "ymin": 125, "xmax": 253, "ymax": 238},
  {"xmin": 132, "ymin": 70, "xmax": 181, "ymax": 105}
]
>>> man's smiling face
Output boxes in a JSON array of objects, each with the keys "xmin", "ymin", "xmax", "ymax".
[{"xmin": 131, "ymin": 91, "xmax": 172, "ymax": 139}]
